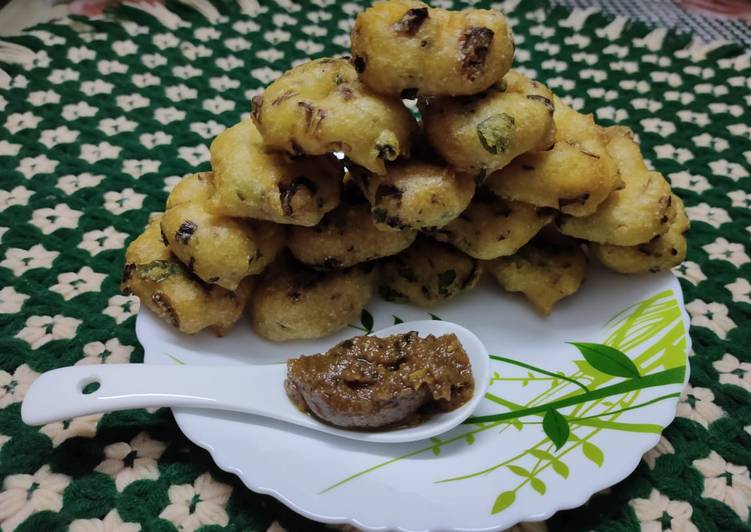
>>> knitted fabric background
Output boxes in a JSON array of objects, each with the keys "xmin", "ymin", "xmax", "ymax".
[{"xmin": 0, "ymin": 0, "xmax": 750, "ymax": 531}]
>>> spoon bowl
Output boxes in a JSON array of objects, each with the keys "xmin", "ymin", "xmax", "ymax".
[{"xmin": 21, "ymin": 320, "xmax": 490, "ymax": 443}]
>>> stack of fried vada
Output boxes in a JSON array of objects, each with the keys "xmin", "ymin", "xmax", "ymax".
[{"xmin": 123, "ymin": 0, "xmax": 688, "ymax": 340}]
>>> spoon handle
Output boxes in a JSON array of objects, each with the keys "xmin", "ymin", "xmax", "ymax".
[{"xmin": 21, "ymin": 363, "xmax": 293, "ymax": 426}]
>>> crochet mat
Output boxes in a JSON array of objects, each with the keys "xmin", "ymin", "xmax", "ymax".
[{"xmin": 0, "ymin": 0, "xmax": 750, "ymax": 530}]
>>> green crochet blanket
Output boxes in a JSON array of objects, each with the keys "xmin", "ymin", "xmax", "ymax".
[{"xmin": 0, "ymin": 0, "xmax": 749, "ymax": 530}]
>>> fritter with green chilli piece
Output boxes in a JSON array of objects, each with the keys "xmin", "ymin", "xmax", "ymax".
[
  {"xmin": 428, "ymin": 193, "xmax": 553, "ymax": 260},
  {"xmin": 209, "ymin": 120, "xmax": 343, "ymax": 226},
  {"xmin": 486, "ymin": 241, "xmax": 587, "ymax": 315},
  {"xmin": 557, "ymin": 126, "xmax": 675, "ymax": 246},
  {"xmin": 251, "ymin": 58, "xmax": 418, "ymax": 174},
  {"xmin": 122, "ymin": 217, "xmax": 253, "ymax": 336},
  {"xmin": 593, "ymin": 195, "xmax": 689, "ymax": 274},
  {"xmin": 250, "ymin": 259, "xmax": 378, "ymax": 341},
  {"xmin": 161, "ymin": 200, "xmax": 284, "ymax": 290},
  {"xmin": 486, "ymin": 96, "xmax": 623, "ymax": 217},
  {"xmin": 288, "ymin": 204, "xmax": 416, "ymax": 269},
  {"xmin": 353, "ymin": 160, "xmax": 475, "ymax": 231},
  {"xmin": 166, "ymin": 172, "xmax": 214, "ymax": 209},
  {"xmin": 350, "ymin": 0, "xmax": 514, "ymax": 97},
  {"xmin": 380, "ymin": 238, "xmax": 482, "ymax": 307},
  {"xmin": 420, "ymin": 70, "xmax": 556, "ymax": 178}
]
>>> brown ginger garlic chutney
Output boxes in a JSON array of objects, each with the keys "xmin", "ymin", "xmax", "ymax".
[{"xmin": 285, "ymin": 332, "xmax": 474, "ymax": 430}]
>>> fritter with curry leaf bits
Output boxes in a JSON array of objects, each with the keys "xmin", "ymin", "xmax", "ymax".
[
  {"xmin": 288, "ymin": 203, "xmax": 416, "ymax": 269},
  {"xmin": 251, "ymin": 58, "xmax": 418, "ymax": 174},
  {"xmin": 486, "ymin": 96, "xmax": 623, "ymax": 217},
  {"xmin": 380, "ymin": 238, "xmax": 482, "ymax": 306},
  {"xmin": 122, "ymin": 217, "xmax": 253, "ymax": 336},
  {"xmin": 420, "ymin": 70, "xmax": 555, "ymax": 178},
  {"xmin": 350, "ymin": 0, "xmax": 514, "ymax": 97},
  {"xmin": 209, "ymin": 120, "xmax": 343, "ymax": 226}
]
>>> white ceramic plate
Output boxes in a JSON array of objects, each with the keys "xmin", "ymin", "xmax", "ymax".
[{"xmin": 139, "ymin": 265, "xmax": 690, "ymax": 532}]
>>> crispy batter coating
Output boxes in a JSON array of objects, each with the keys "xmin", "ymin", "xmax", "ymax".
[
  {"xmin": 250, "ymin": 259, "xmax": 378, "ymax": 341},
  {"xmin": 420, "ymin": 70, "xmax": 555, "ymax": 178},
  {"xmin": 593, "ymin": 195, "xmax": 689, "ymax": 273},
  {"xmin": 557, "ymin": 126, "xmax": 674, "ymax": 245},
  {"xmin": 209, "ymin": 120, "xmax": 343, "ymax": 226},
  {"xmin": 251, "ymin": 58, "xmax": 417, "ymax": 174},
  {"xmin": 353, "ymin": 160, "xmax": 475, "ymax": 231},
  {"xmin": 122, "ymin": 217, "xmax": 253, "ymax": 336},
  {"xmin": 288, "ymin": 203, "xmax": 416, "ymax": 269},
  {"xmin": 161, "ymin": 200, "xmax": 284, "ymax": 290},
  {"xmin": 380, "ymin": 238, "xmax": 482, "ymax": 306},
  {"xmin": 166, "ymin": 172, "xmax": 214, "ymax": 209},
  {"xmin": 486, "ymin": 241, "xmax": 587, "ymax": 315},
  {"xmin": 486, "ymin": 96, "xmax": 623, "ymax": 217},
  {"xmin": 428, "ymin": 193, "xmax": 553, "ymax": 259},
  {"xmin": 350, "ymin": 0, "xmax": 514, "ymax": 97}
]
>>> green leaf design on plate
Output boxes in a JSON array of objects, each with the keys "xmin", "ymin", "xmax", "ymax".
[
  {"xmin": 360, "ymin": 309, "xmax": 374, "ymax": 333},
  {"xmin": 551, "ymin": 458, "xmax": 570, "ymax": 479},
  {"xmin": 465, "ymin": 433, "xmax": 475, "ymax": 445},
  {"xmin": 492, "ymin": 490, "xmax": 516, "ymax": 514},
  {"xmin": 582, "ymin": 441, "xmax": 605, "ymax": 467},
  {"xmin": 392, "ymin": 315, "xmax": 404, "ymax": 325},
  {"xmin": 429, "ymin": 312, "xmax": 443, "ymax": 321},
  {"xmin": 507, "ymin": 465, "xmax": 530, "ymax": 477},
  {"xmin": 529, "ymin": 449, "xmax": 554, "ymax": 461},
  {"xmin": 530, "ymin": 477, "xmax": 546, "ymax": 495},
  {"xmin": 570, "ymin": 342, "xmax": 640, "ymax": 379},
  {"xmin": 543, "ymin": 409, "xmax": 570, "ymax": 451}
]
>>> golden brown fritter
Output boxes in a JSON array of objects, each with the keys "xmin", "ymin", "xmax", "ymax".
[
  {"xmin": 557, "ymin": 126, "xmax": 674, "ymax": 245},
  {"xmin": 593, "ymin": 195, "xmax": 689, "ymax": 273},
  {"xmin": 380, "ymin": 238, "xmax": 482, "ymax": 306},
  {"xmin": 166, "ymin": 172, "xmax": 214, "ymax": 209},
  {"xmin": 352, "ymin": 160, "xmax": 475, "ymax": 231},
  {"xmin": 350, "ymin": 0, "xmax": 514, "ymax": 97},
  {"xmin": 250, "ymin": 259, "xmax": 378, "ymax": 341},
  {"xmin": 251, "ymin": 58, "xmax": 418, "ymax": 174},
  {"xmin": 420, "ymin": 70, "xmax": 556, "ymax": 178},
  {"xmin": 486, "ymin": 96, "xmax": 623, "ymax": 217},
  {"xmin": 288, "ymin": 203, "xmax": 416, "ymax": 269},
  {"xmin": 486, "ymin": 241, "xmax": 587, "ymax": 315},
  {"xmin": 209, "ymin": 120, "xmax": 343, "ymax": 226},
  {"xmin": 122, "ymin": 217, "xmax": 253, "ymax": 336},
  {"xmin": 428, "ymin": 194, "xmax": 553, "ymax": 260},
  {"xmin": 161, "ymin": 201, "xmax": 284, "ymax": 290}
]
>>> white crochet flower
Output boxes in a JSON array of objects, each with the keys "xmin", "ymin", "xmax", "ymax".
[
  {"xmin": 684, "ymin": 203, "xmax": 730, "ymax": 228},
  {"xmin": 122, "ymin": 159, "xmax": 161, "ymax": 179},
  {"xmin": 77, "ymin": 338, "xmax": 134, "ymax": 366},
  {"xmin": 62, "ymin": 102, "xmax": 98, "ymax": 120},
  {"xmin": 57, "ymin": 173, "xmax": 105, "ymax": 195},
  {"xmin": 0, "ymin": 364, "xmax": 39, "ymax": 407},
  {"xmin": 703, "ymin": 238, "xmax": 750, "ymax": 267},
  {"xmin": 103, "ymin": 294, "xmax": 140, "ymax": 324},
  {"xmin": 15, "ymin": 315, "xmax": 81, "ymax": 350},
  {"xmin": 629, "ymin": 489, "xmax": 699, "ymax": 532},
  {"xmin": 676, "ymin": 385, "xmax": 725, "ymax": 428},
  {"xmin": 725, "ymin": 278, "xmax": 751, "ymax": 305},
  {"xmin": 5, "ymin": 111, "xmax": 42, "ymax": 134},
  {"xmin": 686, "ymin": 299, "xmax": 736, "ymax": 339},
  {"xmin": 0, "ymin": 140, "xmax": 20, "ymax": 156},
  {"xmin": 17, "ymin": 154, "xmax": 59, "ymax": 179},
  {"xmin": 190, "ymin": 120, "xmax": 225, "ymax": 139},
  {"xmin": 96, "ymin": 432, "xmax": 167, "ymax": 491},
  {"xmin": 165, "ymin": 84, "xmax": 197, "ymax": 102},
  {"xmin": 672, "ymin": 262, "xmax": 706, "ymax": 286},
  {"xmin": 173, "ymin": 65, "xmax": 203, "ymax": 79},
  {"xmin": 40, "ymin": 414, "xmax": 102, "ymax": 447},
  {"xmin": 643, "ymin": 435, "xmax": 675, "ymax": 469},
  {"xmin": 0, "ymin": 286, "xmax": 29, "ymax": 314},
  {"xmin": 98, "ymin": 117, "xmax": 138, "ymax": 136},
  {"xmin": 39, "ymin": 126, "xmax": 79, "ymax": 149},
  {"xmin": 668, "ymin": 171, "xmax": 710, "ymax": 194},
  {"xmin": 49, "ymin": 266, "xmax": 107, "ymax": 300},
  {"xmin": 97, "ymin": 59, "xmax": 128, "ymax": 75},
  {"xmin": 48, "ymin": 67, "xmax": 79, "ymax": 83},
  {"xmin": 79, "ymin": 142, "xmax": 122, "ymax": 164},
  {"xmin": 178, "ymin": 145, "xmax": 210, "ymax": 166},
  {"xmin": 0, "ymin": 185, "xmax": 33, "ymax": 211},
  {"xmin": 79, "ymin": 227, "xmax": 128, "ymax": 256},
  {"xmin": 159, "ymin": 473, "xmax": 233, "ymax": 532},
  {"xmin": 139, "ymin": 132, "xmax": 173, "ymax": 149},
  {"xmin": 31, "ymin": 204, "xmax": 82, "ymax": 234},
  {"xmin": 1, "ymin": 244, "xmax": 59, "ymax": 275},
  {"xmin": 0, "ymin": 466, "xmax": 71, "ymax": 531},
  {"xmin": 28, "ymin": 89, "xmax": 61, "ymax": 106},
  {"xmin": 709, "ymin": 159, "xmax": 749, "ymax": 181},
  {"xmin": 81, "ymin": 79, "xmax": 114, "ymax": 96},
  {"xmin": 104, "ymin": 188, "xmax": 146, "ymax": 215},
  {"xmin": 116, "ymin": 94, "xmax": 150, "ymax": 112},
  {"xmin": 728, "ymin": 190, "xmax": 751, "ymax": 209},
  {"xmin": 154, "ymin": 107, "xmax": 186, "ymax": 125},
  {"xmin": 692, "ymin": 451, "xmax": 751, "ymax": 520}
]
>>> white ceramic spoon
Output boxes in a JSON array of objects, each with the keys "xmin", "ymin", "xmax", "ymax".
[{"xmin": 21, "ymin": 321, "xmax": 490, "ymax": 443}]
